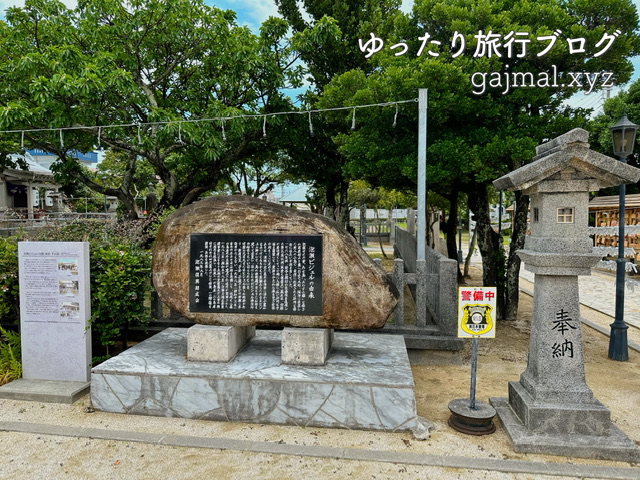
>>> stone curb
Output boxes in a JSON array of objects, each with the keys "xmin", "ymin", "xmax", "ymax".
[{"xmin": 1, "ymin": 421, "xmax": 639, "ymax": 479}]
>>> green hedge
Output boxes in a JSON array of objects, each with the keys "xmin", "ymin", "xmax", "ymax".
[
  {"xmin": 0, "ymin": 220, "xmax": 153, "ymax": 361},
  {"xmin": 0, "ymin": 235, "xmax": 21, "ymax": 324},
  {"xmin": 90, "ymin": 243, "xmax": 151, "ymax": 357},
  {"xmin": 0, "ymin": 326, "xmax": 21, "ymax": 386}
]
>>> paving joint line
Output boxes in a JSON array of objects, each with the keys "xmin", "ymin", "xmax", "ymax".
[{"xmin": 1, "ymin": 421, "xmax": 639, "ymax": 479}]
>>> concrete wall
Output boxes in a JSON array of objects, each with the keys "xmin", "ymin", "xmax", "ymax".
[
  {"xmin": 394, "ymin": 226, "xmax": 458, "ymax": 337},
  {"xmin": 395, "ymin": 227, "xmax": 417, "ymax": 273}
]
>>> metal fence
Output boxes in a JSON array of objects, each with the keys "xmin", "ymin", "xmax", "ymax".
[
  {"xmin": 0, "ymin": 211, "xmax": 115, "ymax": 236},
  {"xmin": 349, "ymin": 220, "xmax": 391, "ymax": 244}
]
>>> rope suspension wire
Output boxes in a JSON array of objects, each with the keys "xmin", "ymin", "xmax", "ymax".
[{"xmin": 0, "ymin": 98, "xmax": 418, "ymax": 144}]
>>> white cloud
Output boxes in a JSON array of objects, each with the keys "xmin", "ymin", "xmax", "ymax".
[
  {"xmin": 400, "ymin": 0, "xmax": 413, "ymax": 14},
  {"xmin": 244, "ymin": 0, "xmax": 280, "ymax": 21}
]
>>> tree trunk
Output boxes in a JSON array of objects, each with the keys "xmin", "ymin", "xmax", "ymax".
[
  {"xmin": 325, "ymin": 182, "xmax": 337, "ymax": 220},
  {"xmin": 242, "ymin": 167, "xmax": 250, "ymax": 195},
  {"xmin": 445, "ymin": 192, "xmax": 459, "ymax": 261},
  {"xmin": 180, "ymin": 186, "xmax": 208, "ymax": 207},
  {"xmin": 359, "ymin": 204, "xmax": 367, "ymax": 246},
  {"xmin": 464, "ymin": 221, "xmax": 478, "ymax": 278},
  {"xmin": 445, "ymin": 192, "xmax": 464, "ymax": 283},
  {"xmin": 503, "ymin": 191, "xmax": 530, "ymax": 320},
  {"xmin": 338, "ymin": 180, "xmax": 350, "ymax": 229},
  {"xmin": 374, "ymin": 208, "xmax": 388, "ymax": 259},
  {"xmin": 121, "ymin": 323, "xmax": 129, "ymax": 352},
  {"xmin": 428, "ymin": 207, "xmax": 440, "ymax": 249},
  {"xmin": 470, "ymin": 183, "xmax": 506, "ymax": 318},
  {"xmin": 425, "ymin": 207, "xmax": 432, "ymax": 248},
  {"xmin": 113, "ymin": 189, "xmax": 139, "ymax": 220}
]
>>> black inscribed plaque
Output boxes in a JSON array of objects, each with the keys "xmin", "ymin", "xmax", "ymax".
[{"xmin": 189, "ymin": 233, "xmax": 323, "ymax": 315}]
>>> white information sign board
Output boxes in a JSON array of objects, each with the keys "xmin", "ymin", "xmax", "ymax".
[
  {"xmin": 18, "ymin": 242, "xmax": 91, "ymax": 382},
  {"xmin": 457, "ymin": 286, "xmax": 497, "ymax": 338}
]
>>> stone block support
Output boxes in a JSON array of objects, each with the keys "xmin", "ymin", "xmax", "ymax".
[
  {"xmin": 281, "ymin": 328, "xmax": 333, "ymax": 366},
  {"xmin": 187, "ymin": 325, "xmax": 255, "ymax": 363}
]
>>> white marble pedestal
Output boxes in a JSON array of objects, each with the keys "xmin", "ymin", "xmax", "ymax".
[{"xmin": 91, "ymin": 328, "xmax": 420, "ymax": 432}]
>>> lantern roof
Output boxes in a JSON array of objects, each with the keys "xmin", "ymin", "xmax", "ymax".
[{"xmin": 494, "ymin": 129, "xmax": 640, "ymax": 193}]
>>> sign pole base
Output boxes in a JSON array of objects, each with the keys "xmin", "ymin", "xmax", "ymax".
[{"xmin": 448, "ymin": 398, "xmax": 496, "ymax": 436}]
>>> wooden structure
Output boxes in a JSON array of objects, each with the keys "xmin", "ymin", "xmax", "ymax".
[
  {"xmin": 589, "ymin": 194, "xmax": 640, "ymax": 259},
  {"xmin": 0, "ymin": 153, "xmax": 61, "ymax": 220}
]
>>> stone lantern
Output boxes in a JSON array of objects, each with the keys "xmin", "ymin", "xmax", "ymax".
[{"xmin": 490, "ymin": 128, "xmax": 640, "ymax": 461}]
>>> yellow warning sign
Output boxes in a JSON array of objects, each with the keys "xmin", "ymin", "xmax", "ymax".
[{"xmin": 458, "ymin": 287, "xmax": 497, "ymax": 338}]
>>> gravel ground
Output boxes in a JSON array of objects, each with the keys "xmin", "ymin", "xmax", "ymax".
[{"xmin": 1, "ymin": 288, "xmax": 639, "ymax": 479}]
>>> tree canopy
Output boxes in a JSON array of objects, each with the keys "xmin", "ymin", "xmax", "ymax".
[
  {"xmin": 311, "ymin": 0, "xmax": 640, "ymax": 317},
  {"xmin": 0, "ymin": 0, "xmax": 302, "ymax": 216},
  {"xmin": 587, "ymin": 77, "xmax": 640, "ymax": 196},
  {"xmin": 321, "ymin": 0, "xmax": 639, "ymax": 194},
  {"xmin": 273, "ymin": 0, "xmax": 406, "ymax": 226}
]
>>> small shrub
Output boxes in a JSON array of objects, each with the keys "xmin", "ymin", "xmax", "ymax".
[
  {"xmin": 0, "ymin": 326, "xmax": 21, "ymax": 386},
  {"xmin": 90, "ymin": 243, "xmax": 152, "ymax": 355},
  {"xmin": 147, "ymin": 206, "xmax": 176, "ymax": 241},
  {"xmin": 0, "ymin": 235, "xmax": 22, "ymax": 324},
  {"xmin": 33, "ymin": 220, "xmax": 110, "ymax": 244}
]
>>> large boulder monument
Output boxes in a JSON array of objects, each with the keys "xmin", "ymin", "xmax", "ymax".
[
  {"xmin": 91, "ymin": 196, "xmax": 426, "ymax": 434},
  {"xmin": 152, "ymin": 195, "xmax": 398, "ymax": 329}
]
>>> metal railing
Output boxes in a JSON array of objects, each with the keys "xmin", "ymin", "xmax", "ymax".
[
  {"xmin": 349, "ymin": 221, "xmax": 391, "ymax": 244},
  {"xmin": 0, "ymin": 210, "xmax": 115, "ymax": 234}
]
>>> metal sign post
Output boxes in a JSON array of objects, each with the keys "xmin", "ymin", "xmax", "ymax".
[
  {"xmin": 417, "ymin": 88, "xmax": 427, "ymax": 261},
  {"xmin": 469, "ymin": 336, "xmax": 479, "ymax": 409},
  {"xmin": 448, "ymin": 287, "xmax": 497, "ymax": 435}
]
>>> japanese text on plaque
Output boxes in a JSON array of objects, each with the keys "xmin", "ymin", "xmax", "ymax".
[{"xmin": 189, "ymin": 234, "xmax": 323, "ymax": 315}]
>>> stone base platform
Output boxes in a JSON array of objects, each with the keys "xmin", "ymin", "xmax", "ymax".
[
  {"xmin": 91, "ymin": 328, "xmax": 420, "ymax": 432},
  {"xmin": 0, "ymin": 379, "xmax": 90, "ymax": 404},
  {"xmin": 187, "ymin": 325, "xmax": 255, "ymax": 362},
  {"xmin": 281, "ymin": 327, "xmax": 333, "ymax": 366},
  {"xmin": 507, "ymin": 380, "xmax": 611, "ymax": 436},
  {"xmin": 491, "ymin": 397, "xmax": 640, "ymax": 463}
]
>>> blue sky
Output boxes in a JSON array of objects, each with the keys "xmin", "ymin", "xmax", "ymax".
[
  {"xmin": 0, "ymin": 0, "xmax": 638, "ymax": 113},
  {"xmin": 206, "ymin": 0, "xmax": 640, "ymax": 114},
  {"xmin": 206, "ymin": 0, "xmax": 414, "ymax": 31}
]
